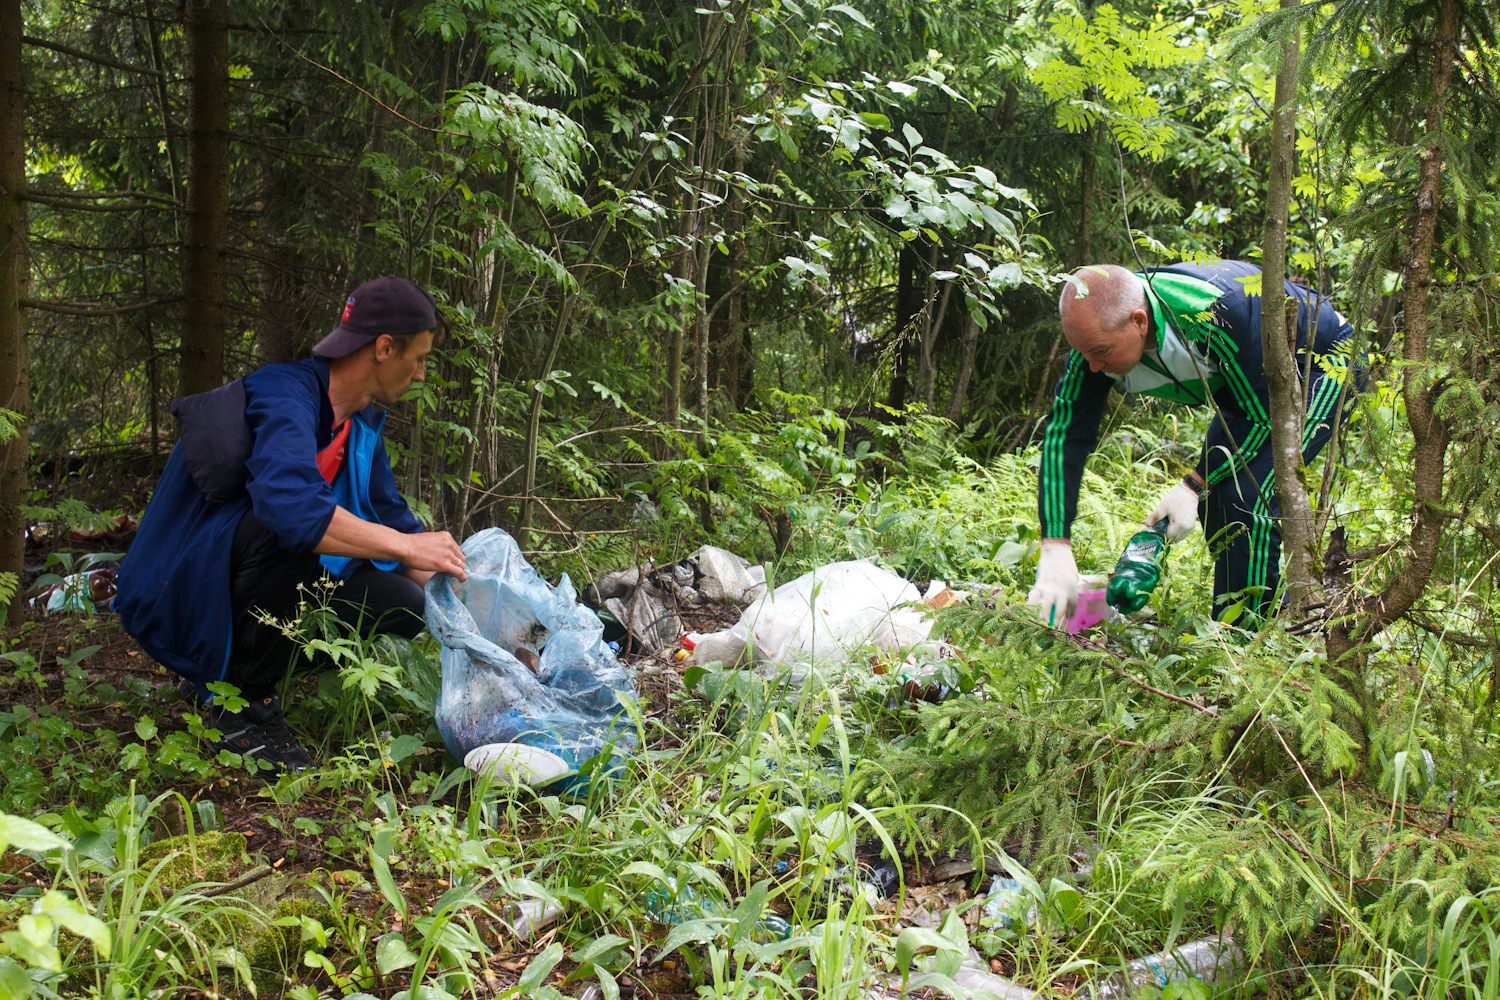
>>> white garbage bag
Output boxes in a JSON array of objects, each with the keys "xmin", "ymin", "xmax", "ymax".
[{"xmin": 687, "ymin": 561, "xmax": 932, "ymax": 668}]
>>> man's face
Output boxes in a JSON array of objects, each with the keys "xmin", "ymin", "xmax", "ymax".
[
  {"xmin": 1062, "ymin": 303, "xmax": 1150, "ymax": 375},
  {"xmin": 371, "ymin": 330, "xmax": 435, "ymax": 405}
]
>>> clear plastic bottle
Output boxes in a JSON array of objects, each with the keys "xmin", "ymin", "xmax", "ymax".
[
  {"xmin": 1105, "ymin": 520, "xmax": 1170, "ymax": 615},
  {"xmin": 645, "ymin": 877, "xmax": 792, "ymax": 942}
]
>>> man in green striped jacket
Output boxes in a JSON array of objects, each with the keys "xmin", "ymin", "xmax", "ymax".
[{"xmin": 1029, "ymin": 259, "xmax": 1359, "ymax": 625}]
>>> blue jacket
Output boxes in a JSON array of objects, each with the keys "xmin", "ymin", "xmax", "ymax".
[{"xmin": 116, "ymin": 356, "xmax": 422, "ymax": 690}]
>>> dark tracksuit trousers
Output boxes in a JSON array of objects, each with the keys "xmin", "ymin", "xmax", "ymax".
[
  {"xmin": 226, "ymin": 509, "xmax": 425, "ymax": 699},
  {"xmin": 1202, "ymin": 361, "xmax": 1349, "ymax": 616}
]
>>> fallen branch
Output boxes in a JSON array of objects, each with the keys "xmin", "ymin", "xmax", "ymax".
[
  {"xmin": 171, "ymin": 865, "xmax": 275, "ymax": 900},
  {"xmin": 26, "ymin": 187, "xmax": 179, "ymax": 205},
  {"xmin": 19, "ymin": 192, "xmax": 178, "ymax": 213}
]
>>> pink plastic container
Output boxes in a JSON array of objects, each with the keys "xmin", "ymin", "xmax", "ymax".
[{"xmin": 1067, "ymin": 589, "xmax": 1111, "ymax": 634}]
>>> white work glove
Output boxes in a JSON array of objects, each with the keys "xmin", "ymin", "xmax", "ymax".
[
  {"xmin": 1029, "ymin": 542, "xmax": 1081, "ymax": 628},
  {"xmin": 1146, "ymin": 482, "xmax": 1201, "ymax": 543}
]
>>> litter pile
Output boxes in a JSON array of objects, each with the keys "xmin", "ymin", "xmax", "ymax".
[
  {"xmin": 584, "ymin": 545, "xmax": 768, "ymax": 653},
  {"xmin": 423, "ymin": 538, "xmax": 1239, "ymax": 1000},
  {"xmin": 30, "ymin": 564, "xmax": 119, "ymax": 615}
]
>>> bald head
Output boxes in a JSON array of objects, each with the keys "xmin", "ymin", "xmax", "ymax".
[
  {"xmin": 1059, "ymin": 265, "xmax": 1146, "ymax": 328},
  {"xmin": 1058, "ymin": 265, "xmax": 1152, "ymax": 376}
]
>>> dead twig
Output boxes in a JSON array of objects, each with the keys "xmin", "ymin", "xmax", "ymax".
[{"xmin": 1115, "ymin": 668, "xmax": 1220, "ymax": 717}]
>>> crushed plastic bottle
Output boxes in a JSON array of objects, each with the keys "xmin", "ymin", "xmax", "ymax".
[
  {"xmin": 645, "ymin": 877, "xmax": 792, "ymax": 943},
  {"xmin": 1106, "ymin": 520, "xmax": 1170, "ymax": 615},
  {"xmin": 981, "ymin": 876, "xmax": 1033, "ymax": 929},
  {"xmin": 1091, "ymin": 936, "xmax": 1242, "ymax": 998}
]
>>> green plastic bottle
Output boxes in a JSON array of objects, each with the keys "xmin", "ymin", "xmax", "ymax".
[{"xmin": 1105, "ymin": 520, "xmax": 1171, "ymax": 615}]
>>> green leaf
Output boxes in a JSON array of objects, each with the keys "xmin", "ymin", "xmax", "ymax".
[
  {"xmin": 370, "ymin": 849, "xmax": 408, "ymax": 920},
  {"xmin": 904, "ymin": 971, "xmax": 970, "ymax": 997},
  {"xmin": 505, "ymin": 943, "xmax": 564, "ymax": 997},
  {"xmin": 376, "ymin": 932, "xmax": 419, "ymax": 975},
  {"xmin": 0, "ymin": 814, "xmax": 68, "ymax": 855},
  {"xmin": 894, "ymin": 926, "xmax": 961, "ymax": 985},
  {"xmin": 619, "ymin": 861, "xmax": 669, "ymax": 882},
  {"xmin": 38, "ymin": 891, "xmax": 112, "ymax": 958},
  {"xmin": 386, "ymin": 734, "xmax": 424, "ymax": 763},
  {"xmin": 571, "ymin": 934, "xmax": 629, "ymax": 966},
  {"xmin": 1050, "ymin": 878, "xmax": 1082, "ymax": 924},
  {"xmin": 134, "ymin": 716, "xmax": 158, "ymax": 742},
  {"xmin": 827, "ymin": 4, "xmax": 872, "ymax": 28},
  {"xmin": 591, "ymin": 966, "xmax": 620, "ymax": 1000},
  {"xmin": 656, "ymin": 917, "xmax": 726, "ymax": 962},
  {"xmin": 0, "ymin": 956, "xmax": 32, "ymax": 1000},
  {"xmin": 2, "ymin": 924, "xmax": 59, "ymax": 974}
]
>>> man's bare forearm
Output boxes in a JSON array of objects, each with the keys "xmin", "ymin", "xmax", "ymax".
[
  {"xmin": 314, "ymin": 505, "xmax": 468, "ymax": 580},
  {"xmin": 314, "ymin": 505, "xmax": 412, "ymax": 561}
]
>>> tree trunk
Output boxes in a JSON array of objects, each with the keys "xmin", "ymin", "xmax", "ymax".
[
  {"xmin": 1074, "ymin": 123, "xmax": 1097, "ymax": 267},
  {"xmin": 665, "ymin": 111, "xmax": 700, "ymax": 434},
  {"xmin": 255, "ymin": 208, "xmax": 305, "ymax": 368},
  {"xmin": 886, "ymin": 240, "xmax": 922, "ymax": 411},
  {"xmin": 179, "ymin": 0, "xmax": 230, "ymax": 397},
  {"xmin": 722, "ymin": 147, "xmax": 746, "ymax": 411},
  {"xmin": 515, "ymin": 14, "xmax": 738, "ymax": 544},
  {"xmin": 461, "ymin": 171, "xmax": 516, "ymax": 536},
  {"xmin": 918, "ymin": 274, "xmax": 954, "ymax": 410},
  {"xmin": 1328, "ymin": 0, "xmax": 1458, "ymax": 663},
  {"xmin": 1259, "ymin": 0, "xmax": 1319, "ymax": 611},
  {"xmin": 141, "ymin": 1, "xmax": 183, "ymax": 212},
  {"xmin": 946, "ymin": 308, "xmax": 979, "ymax": 423},
  {"xmin": 0, "ymin": 0, "xmax": 31, "ymax": 618}
]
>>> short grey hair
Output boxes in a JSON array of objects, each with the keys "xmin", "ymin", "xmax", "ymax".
[{"xmin": 1058, "ymin": 265, "xmax": 1147, "ymax": 331}]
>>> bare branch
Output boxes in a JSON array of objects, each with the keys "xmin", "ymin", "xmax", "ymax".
[
  {"xmin": 21, "ymin": 35, "xmax": 163, "ymax": 78},
  {"xmin": 21, "ymin": 297, "xmax": 176, "ymax": 317},
  {"xmin": 19, "ymin": 192, "xmax": 178, "ymax": 213}
]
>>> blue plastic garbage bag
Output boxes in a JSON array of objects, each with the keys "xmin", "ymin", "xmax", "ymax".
[{"xmin": 424, "ymin": 529, "xmax": 638, "ymax": 787}]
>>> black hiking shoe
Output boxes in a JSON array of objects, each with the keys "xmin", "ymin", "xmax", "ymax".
[
  {"xmin": 208, "ymin": 694, "xmax": 314, "ymax": 778},
  {"xmin": 175, "ymin": 675, "xmax": 201, "ymax": 704}
]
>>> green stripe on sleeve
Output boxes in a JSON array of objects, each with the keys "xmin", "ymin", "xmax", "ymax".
[{"xmin": 1039, "ymin": 352, "xmax": 1087, "ymax": 536}]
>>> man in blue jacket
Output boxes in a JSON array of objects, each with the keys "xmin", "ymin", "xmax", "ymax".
[{"xmin": 116, "ymin": 276, "xmax": 467, "ymax": 776}]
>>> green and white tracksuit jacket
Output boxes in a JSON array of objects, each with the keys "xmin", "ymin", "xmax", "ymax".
[{"xmin": 1038, "ymin": 260, "xmax": 1358, "ymax": 612}]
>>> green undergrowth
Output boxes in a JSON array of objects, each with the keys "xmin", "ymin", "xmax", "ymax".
[{"xmin": 0, "ymin": 413, "xmax": 1498, "ymax": 997}]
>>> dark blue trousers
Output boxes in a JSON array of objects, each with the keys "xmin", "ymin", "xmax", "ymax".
[{"xmin": 1203, "ymin": 361, "xmax": 1353, "ymax": 618}]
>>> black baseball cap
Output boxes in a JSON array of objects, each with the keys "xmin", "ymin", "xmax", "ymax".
[{"xmin": 314, "ymin": 276, "xmax": 438, "ymax": 358}]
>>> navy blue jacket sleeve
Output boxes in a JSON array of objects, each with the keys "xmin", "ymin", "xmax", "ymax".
[
  {"xmin": 243, "ymin": 372, "xmax": 338, "ymax": 553},
  {"xmin": 1038, "ymin": 351, "xmax": 1115, "ymax": 539}
]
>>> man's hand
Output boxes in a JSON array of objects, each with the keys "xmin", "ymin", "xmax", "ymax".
[
  {"xmin": 316, "ymin": 506, "xmax": 467, "ymax": 581},
  {"xmin": 400, "ymin": 531, "xmax": 467, "ymax": 581},
  {"xmin": 1146, "ymin": 482, "xmax": 1201, "ymax": 543},
  {"xmin": 1028, "ymin": 540, "xmax": 1081, "ymax": 628}
]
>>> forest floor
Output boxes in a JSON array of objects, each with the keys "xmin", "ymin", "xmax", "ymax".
[{"xmin": 0, "ymin": 514, "xmax": 1016, "ymax": 1000}]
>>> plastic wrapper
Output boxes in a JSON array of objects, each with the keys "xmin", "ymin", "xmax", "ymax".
[{"xmin": 424, "ymin": 529, "xmax": 638, "ymax": 786}]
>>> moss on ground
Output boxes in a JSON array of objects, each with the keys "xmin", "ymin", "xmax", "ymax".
[
  {"xmin": 249, "ymin": 896, "xmax": 334, "ymax": 992},
  {"xmin": 135, "ymin": 830, "xmax": 248, "ymax": 891}
]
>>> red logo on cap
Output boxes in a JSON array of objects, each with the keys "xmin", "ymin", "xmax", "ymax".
[{"xmin": 341, "ymin": 297, "xmax": 355, "ymax": 322}]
